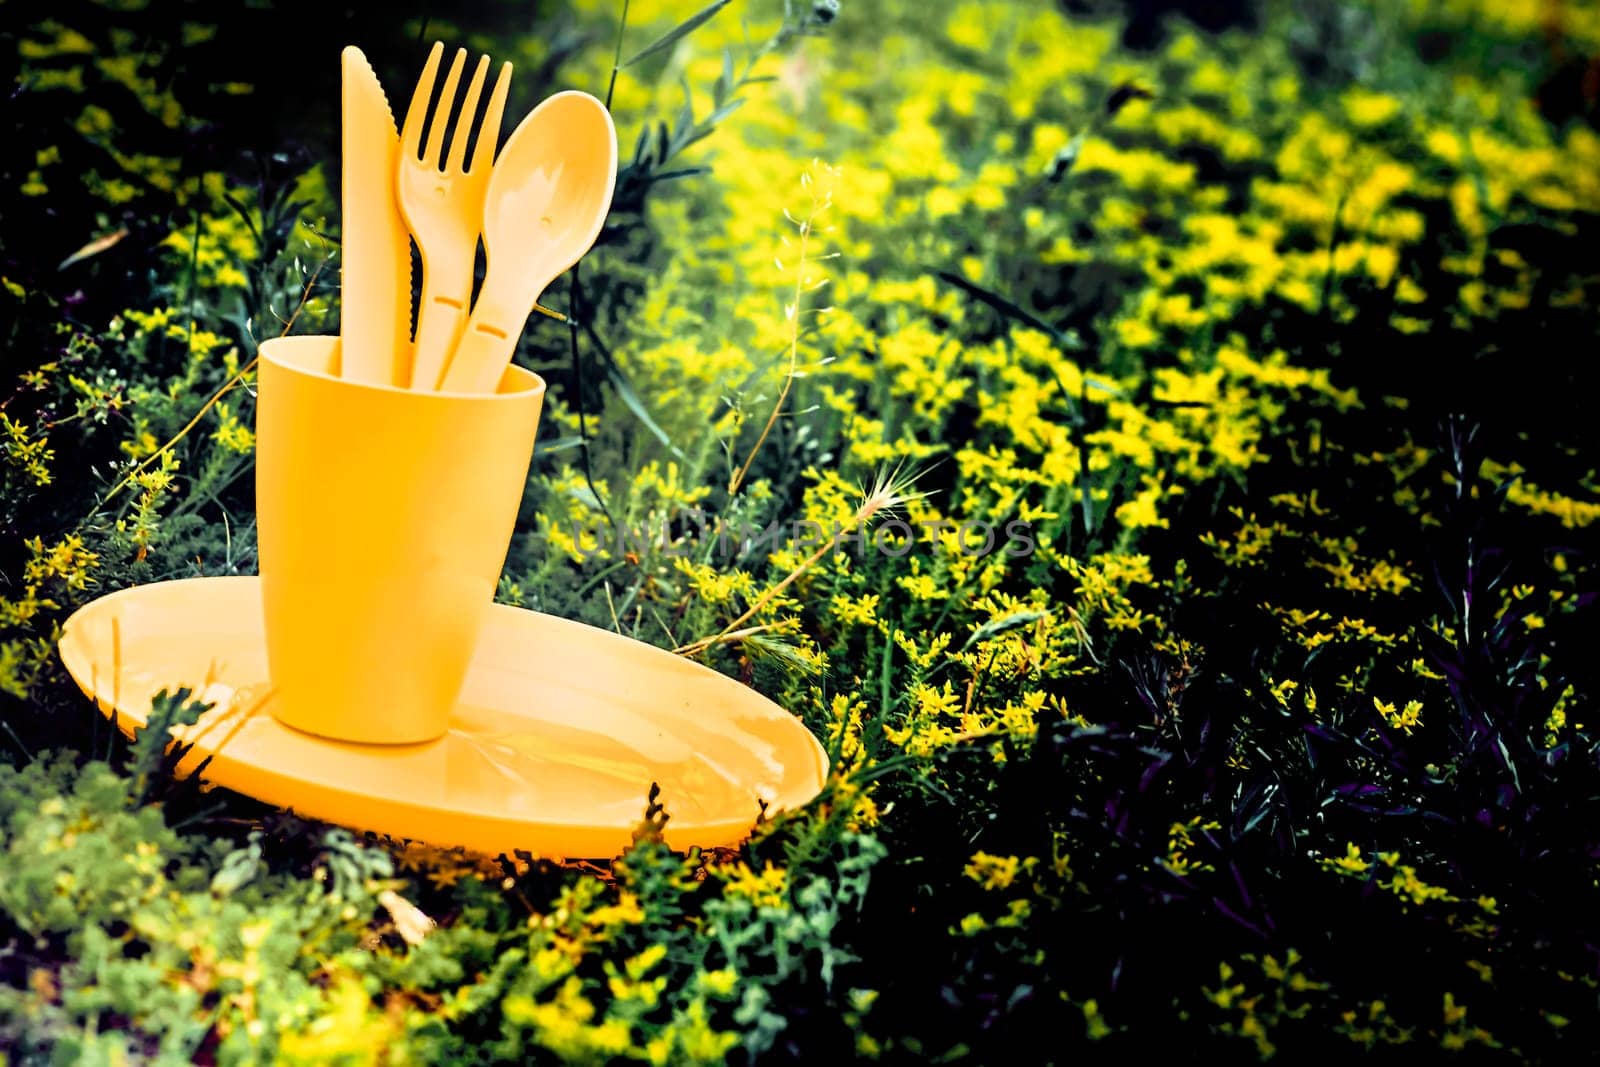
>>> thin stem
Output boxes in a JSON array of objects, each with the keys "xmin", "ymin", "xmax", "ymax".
[
  {"xmin": 674, "ymin": 512, "xmax": 859, "ymax": 657},
  {"xmin": 102, "ymin": 364, "xmax": 255, "ymax": 506},
  {"xmin": 182, "ymin": 208, "xmax": 201, "ymax": 369},
  {"xmin": 568, "ymin": 266, "xmax": 615, "ymax": 533},
  {"xmin": 168, "ymin": 800, "xmax": 232, "ymax": 832},
  {"xmin": 607, "ymin": 0, "xmax": 632, "ymax": 111},
  {"xmin": 98, "ymin": 256, "xmax": 327, "ymax": 507},
  {"xmin": 670, "ymin": 621, "xmax": 784, "ymax": 656},
  {"xmin": 678, "ymin": 462, "xmax": 925, "ymax": 658},
  {"xmin": 1, "ymin": 720, "xmax": 32, "ymax": 762},
  {"xmin": 728, "ymin": 201, "xmax": 817, "ymax": 496}
]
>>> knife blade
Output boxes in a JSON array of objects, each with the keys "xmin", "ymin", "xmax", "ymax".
[{"xmin": 340, "ymin": 46, "xmax": 412, "ymax": 387}]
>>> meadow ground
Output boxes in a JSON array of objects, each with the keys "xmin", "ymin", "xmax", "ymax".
[{"xmin": 2, "ymin": 0, "xmax": 1600, "ymax": 1060}]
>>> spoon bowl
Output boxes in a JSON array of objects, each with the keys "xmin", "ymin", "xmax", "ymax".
[{"xmin": 438, "ymin": 90, "xmax": 617, "ymax": 393}]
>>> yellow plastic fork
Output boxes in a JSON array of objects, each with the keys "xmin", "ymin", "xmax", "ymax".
[{"xmin": 397, "ymin": 42, "xmax": 512, "ymax": 392}]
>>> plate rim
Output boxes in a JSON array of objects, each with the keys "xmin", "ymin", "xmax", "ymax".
[{"xmin": 57, "ymin": 575, "xmax": 829, "ymax": 848}]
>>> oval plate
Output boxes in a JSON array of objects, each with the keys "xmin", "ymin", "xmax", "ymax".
[{"xmin": 57, "ymin": 577, "xmax": 828, "ymax": 858}]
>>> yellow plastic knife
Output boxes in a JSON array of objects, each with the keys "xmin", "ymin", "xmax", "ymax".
[{"xmin": 339, "ymin": 46, "xmax": 412, "ymax": 387}]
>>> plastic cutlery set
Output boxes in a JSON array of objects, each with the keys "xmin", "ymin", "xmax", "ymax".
[
  {"xmin": 341, "ymin": 43, "xmax": 619, "ymax": 393},
  {"xmin": 53, "ymin": 42, "xmax": 828, "ymax": 859}
]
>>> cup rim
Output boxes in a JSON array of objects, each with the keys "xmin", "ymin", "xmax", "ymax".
[{"xmin": 259, "ymin": 333, "xmax": 546, "ymax": 402}]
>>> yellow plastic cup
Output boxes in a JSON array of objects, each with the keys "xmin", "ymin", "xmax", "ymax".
[{"xmin": 255, "ymin": 334, "xmax": 544, "ymax": 744}]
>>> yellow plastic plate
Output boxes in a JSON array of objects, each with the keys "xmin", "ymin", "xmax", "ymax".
[{"xmin": 57, "ymin": 576, "xmax": 828, "ymax": 858}]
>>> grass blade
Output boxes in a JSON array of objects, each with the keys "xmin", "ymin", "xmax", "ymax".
[
  {"xmin": 931, "ymin": 269, "xmax": 1079, "ymax": 350},
  {"xmin": 622, "ymin": 0, "xmax": 730, "ymax": 68},
  {"xmin": 961, "ymin": 610, "xmax": 1048, "ymax": 653},
  {"xmin": 534, "ymin": 435, "xmax": 588, "ymax": 456},
  {"xmin": 592, "ymin": 341, "xmax": 687, "ymax": 462}
]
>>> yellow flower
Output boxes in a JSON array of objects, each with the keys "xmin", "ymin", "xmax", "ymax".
[
  {"xmin": 898, "ymin": 573, "xmax": 942, "ymax": 601},
  {"xmin": 697, "ymin": 969, "xmax": 740, "ymax": 998},
  {"xmin": 1115, "ymin": 476, "xmax": 1177, "ymax": 529},
  {"xmin": 1373, "ymin": 696, "xmax": 1423, "ymax": 734},
  {"xmin": 719, "ymin": 862, "xmax": 788, "ymax": 909},
  {"xmin": 1323, "ymin": 842, "xmax": 1371, "ymax": 876},
  {"xmin": 964, "ymin": 851, "xmax": 1034, "ymax": 891},
  {"xmin": 1341, "ymin": 88, "xmax": 1402, "ymax": 127},
  {"xmin": 926, "ymin": 186, "xmax": 963, "ymax": 218},
  {"xmin": 829, "ymin": 592, "xmax": 881, "ymax": 627}
]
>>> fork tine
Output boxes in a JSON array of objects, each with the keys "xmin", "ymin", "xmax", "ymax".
[
  {"xmin": 469, "ymin": 61, "xmax": 514, "ymax": 174},
  {"xmin": 425, "ymin": 47, "xmax": 468, "ymax": 169},
  {"xmin": 446, "ymin": 55, "xmax": 491, "ymax": 174},
  {"xmin": 401, "ymin": 42, "xmax": 443, "ymax": 161}
]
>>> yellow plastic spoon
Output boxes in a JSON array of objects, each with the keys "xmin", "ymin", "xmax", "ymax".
[{"xmin": 436, "ymin": 90, "xmax": 617, "ymax": 394}]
